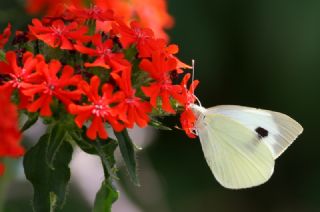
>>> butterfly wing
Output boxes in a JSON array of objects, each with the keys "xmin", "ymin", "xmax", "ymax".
[
  {"xmin": 207, "ymin": 105, "xmax": 303, "ymax": 159},
  {"xmin": 197, "ymin": 113, "xmax": 274, "ymax": 189}
]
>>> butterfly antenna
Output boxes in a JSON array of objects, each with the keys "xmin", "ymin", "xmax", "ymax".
[
  {"xmin": 191, "ymin": 59, "xmax": 202, "ymax": 107},
  {"xmin": 192, "ymin": 59, "xmax": 195, "ymax": 86}
]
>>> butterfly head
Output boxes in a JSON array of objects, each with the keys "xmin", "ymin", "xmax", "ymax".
[{"xmin": 189, "ymin": 104, "xmax": 207, "ymax": 129}]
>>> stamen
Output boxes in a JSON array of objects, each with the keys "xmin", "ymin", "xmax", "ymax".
[
  {"xmin": 92, "ymin": 103, "xmax": 109, "ymax": 117},
  {"xmin": 51, "ymin": 25, "xmax": 65, "ymax": 36}
]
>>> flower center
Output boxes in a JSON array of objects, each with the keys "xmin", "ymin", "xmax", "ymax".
[
  {"xmin": 9, "ymin": 73, "xmax": 23, "ymax": 88},
  {"xmin": 134, "ymin": 28, "xmax": 144, "ymax": 39},
  {"xmin": 89, "ymin": 5, "xmax": 102, "ymax": 17},
  {"xmin": 44, "ymin": 83, "xmax": 55, "ymax": 95},
  {"xmin": 161, "ymin": 78, "xmax": 172, "ymax": 90},
  {"xmin": 51, "ymin": 25, "xmax": 65, "ymax": 36},
  {"xmin": 97, "ymin": 47, "xmax": 111, "ymax": 57},
  {"xmin": 92, "ymin": 103, "xmax": 109, "ymax": 117},
  {"xmin": 49, "ymin": 85, "xmax": 55, "ymax": 90},
  {"xmin": 125, "ymin": 98, "xmax": 135, "ymax": 104}
]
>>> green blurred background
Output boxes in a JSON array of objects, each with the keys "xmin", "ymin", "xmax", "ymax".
[{"xmin": 1, "ymin": 0, "xmax": 320, "ymax": 211}]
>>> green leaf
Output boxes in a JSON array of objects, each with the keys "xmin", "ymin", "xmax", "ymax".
[
  {"xmin": 69, "ymin": 128, "xmax": 116, "ymax": 155},
  {"xmin": 0, "ymin": 50, "xmax": 5, "ymax": 61},
  {"xmin": 46, "ymin": 124, "xmax": 68, "ymax": 169},
  {"xmin": 87, "ymin": 19, "xmax": 96, "ymax": 36},
  {"xmin": 69, "ymin": 130, "xmax": 98, "ymax": 155},
  {"xmin": 69, "ymin": 128, "xmax": 118, "ymax": 179},
  {"xmin": 124, "ymin": 45, "xmax": 137, "ymax": 61},
  {"xmin": 93, "ymin": 180, "xmax": 119, "ymax": 212},
  {"xmin": 114, "ymin": 129, "xmax": 140, "ymax": 186},
  {"xmin": 23, "ymin": 129, "xmax": 73, "ymax": 212},
  {"xmin": 69, "ymin": 128, "xmax": 120, "ymax": 211},
  {"xmin": 20, "ymin": 112, "xmax": 39, "ymax": 132}
]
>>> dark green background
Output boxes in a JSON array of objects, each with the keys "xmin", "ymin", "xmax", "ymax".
[{"xmin": 1, "ymin": 0, "xmax": 320, "ymax": 211}]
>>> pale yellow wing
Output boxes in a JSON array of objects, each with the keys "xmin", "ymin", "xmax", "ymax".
[
  {"xmin": 197, "ymin": 113, "xmax": 274, "ymax": 189},
  {"xmin": 208, "ymin": 105, "xmax": 303, "ymax": 159}
]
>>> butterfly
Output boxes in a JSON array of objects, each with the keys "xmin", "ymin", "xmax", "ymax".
[{"xmin": 190, "ymin": 104, "xmax": 303, "ymax": 189}]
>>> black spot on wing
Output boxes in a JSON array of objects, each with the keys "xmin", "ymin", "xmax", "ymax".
[{"xmin": 255, "ymin": 127, "xmax": 268, "ymax": 139}]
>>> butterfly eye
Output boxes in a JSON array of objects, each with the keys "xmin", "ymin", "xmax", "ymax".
[{"xmin": 191, "ymin": 128, "xmax": 199, "ymax": 136}]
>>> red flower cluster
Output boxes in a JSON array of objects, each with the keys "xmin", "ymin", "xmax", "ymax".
[
  {"xmin": 0, "ymin": 51, "xmax": 82, "ymax": 116},
  {"xmin": 0, "ymin": 0, "xmax": 200, "ymax": 150},
  {"xmin": 74, "ymin": 33, "xmax": 127, "ymax": 71},
  {"xmin": 140, "ymin": 52, "xmax": 183, "ymax": 113},
  {"xmin": 111, "ymin": 70, "xmax": 152, "ymax": 129},
  {"xmin": 29, "ymin": 19, "xmax": 90, "ymax": 50},
  {"xmin": 25, "ymin": 0, "xmax": 83, "ymax": 15},
  {"xmin": 25, "ymin": 0, "xmax": 173, "ymax": 40},
  {"xmin": 23, "ymin": 60, "xmax": 83, "ymax": 116},
  {"xmin": 0, "ymin": 51, "xmax": 43, "ymax": 109},
  {"xmin": 0, "ymin": 94, "xmax": 24, "ymax": 175},
  {"xmin": 69, "ymin": 76, "xmax": 124, "ymax": 140}
]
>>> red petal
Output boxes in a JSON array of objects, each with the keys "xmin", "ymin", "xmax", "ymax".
[
  {"xmin": 87, "ymin": 116, "xmax": 108, "ymax": 140},
  {"xmin": 166, "ymin": 44, "xmax": 179, "ymax": 54},
  {"xmin": 139, "ymin": 59, "xmax": 154, "ymax": 74},
  {"xmin": 160, "ymin": 90, "xmax": 175, "ymax": 113},
  {"xmin": 142, "ymin": 83, "xmax": 161, "ymax": 106},
  {"xmin": 0, "ymin": 23, "xmax": 11, "ymax": 49},
  {"xmin": 133, "ymin": 106, "xmax": 148, "ymax": 128},
  {"xmin": 59, "ymin": 65, "xmax": 75, "ymax": 85},
  {"xmin": 74, "ymin": 111, "xmax": 92, "ymax": 128},
  {"xmin": 85, "ymin": 58, "xmax": 110, "ymax": 69},
  {"xmin": 89, "ymin": 76, "xmax": 101, "ymax": 101},
  {"xmin": 74, "ymin": 42, "xmax": 97, "ymax": 56},
  {"xmin": 6, "ymin": 51, "xmax": 19, "ymax": 75},
  {"xmin": 60, "ymin": 36, "xmax": 74, "ymax": 50},
  {"xmin": 48, "ymin": 60, "xmax": 62, "ymax": 77}
]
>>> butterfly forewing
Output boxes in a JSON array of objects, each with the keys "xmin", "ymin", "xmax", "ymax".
[
  {"xmin": 207, "ymin": 105, "xmax": 303, "ymax": 159},
  {"xmin": 197, "ymin": 113, "xmax": 274, "ymax": 189}
]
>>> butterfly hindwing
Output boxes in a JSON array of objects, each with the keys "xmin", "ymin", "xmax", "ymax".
[
  {"xmin": 207, "ymin": 105, "xmax": 303, "ymax": 159},
  {"xmin": 197, "ymin": 113, "xmax": 274, "ymax": 189}
]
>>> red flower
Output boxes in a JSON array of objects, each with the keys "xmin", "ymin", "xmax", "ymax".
[
  {"xmin": 94, "ymin": 0, "xmax": 131, "ymax": 21},
  {"xmin": 69, "ymin": 76, "xmax": 124, "ymax": 140},
  {"xmin": 0, "ymin": 51, "xmax": 44, "ymax": 108},
  {"xmin": 113, "ymin": 20, "xmax": 155, "ymax": 57},
  {"xmin": 180, "ymin": 108, "xmax": 197, "ymax": 138},
  {"xmin": 129, "ymin": 0, "xmax": 174, "ymax": 40},
  {"xmin": 23, "ymin": 60, "xmax": 82, "ymax": 116},
  {"xmin": 140, "ymin": 52, "xmax": 185, "ymax": 113},
  {"xmin": 111, "ymin": 69, "xmax": 152, "ymax": 128},
  {"xmin": 149, "ymin": 38, "xmax": 192, "ymax": 72},
  {"xmin": 0, "ymin": 93, "xmax": 24, "ymax": 175},
  {"xmin": 94, "ymin": 0, "xmax": 173, "ymax": 40},
  {"xmin": 67, "ymin": 4, "xmax": 114, "ymax": 22},
  {"xmin": 180, "ymin": 73, "xmax": 199, "ymax": 106},
  {"xmin": 164, "ymin": 44, "xmax": 192, "ymax": 72},
  {"xmin": 74, "ymin": 33, "xmax": 130, "ymax": 72},
  {"xmin": 0, "ymin": 23, "xmax": 11, "ymax": 49},
  {"xmin": 29, "ymin": 19, "xmax": 90, "ymax": 50},
  {"xmin": 179, "ymin": 73, "xmax": 199, "ymax": 138}
]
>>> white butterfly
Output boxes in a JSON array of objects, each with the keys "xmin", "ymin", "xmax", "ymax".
[{"xmin": 190, "ymin": 104, "xmax": 303, "ymax": 189}]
